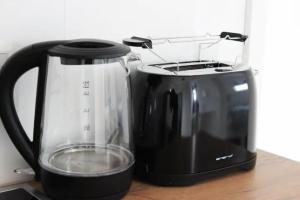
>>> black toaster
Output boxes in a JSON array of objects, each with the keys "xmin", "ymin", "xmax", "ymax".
[{"xmin": 124, "ymin": 33, "xmax": 256, "ymax": 186}]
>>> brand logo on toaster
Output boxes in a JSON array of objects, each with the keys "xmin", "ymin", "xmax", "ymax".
[{"xmin": 216, "ymin": 154, "xmax": 234, "ymax": 161}]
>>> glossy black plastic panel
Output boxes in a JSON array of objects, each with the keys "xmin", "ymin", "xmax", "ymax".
[{"xmin": 131, "ymin": 68, "xmax": 256, "ymax": 184}]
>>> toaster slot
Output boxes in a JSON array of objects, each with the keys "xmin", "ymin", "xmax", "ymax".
[{"xmin": 150, "ymin": 61, "xmax": 231, "ymax": 72}]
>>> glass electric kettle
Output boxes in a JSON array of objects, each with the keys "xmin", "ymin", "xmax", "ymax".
[{"xmin": 0, "ymin": 39, "xmax": 134, "ymax": 200}]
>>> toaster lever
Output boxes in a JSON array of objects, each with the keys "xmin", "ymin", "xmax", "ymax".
[
  {"xmin": 220, "ymin": 32, "xmax": 248, "ymax": 42},
  {"xmin": 123, "ymin": 37, "xmax": 152, "ymax": 49}
]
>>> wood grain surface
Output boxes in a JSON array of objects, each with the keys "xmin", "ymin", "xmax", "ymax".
[
  {"xmin": 27, "ymin": 150, "xmax": 300, "ymax": 200},
  {"xmin": 124, "ymin": 150, "xmax": 300, "ymax": 200}
]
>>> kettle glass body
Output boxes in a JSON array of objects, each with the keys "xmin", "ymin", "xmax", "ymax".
[{"xmin": 40, "ymin": 55, "xmax": 133, "ymax": 177}]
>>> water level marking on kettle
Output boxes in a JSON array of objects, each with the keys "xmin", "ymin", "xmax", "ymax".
[
  {"xmin": 82, "ymin": 81, "xmax": 90, "ymax": 88},
  {"xmin": 83, "ymin": 108, "xmax": 90, "ymax": 113},
  {"xmin": 84, "ymin": 125, "xmax": 91, "ymax": 131},
  {"xmin": 81, "ymin": 79, "xmax": 93, "ymax": 137}
]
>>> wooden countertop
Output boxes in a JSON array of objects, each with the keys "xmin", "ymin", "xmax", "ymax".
[
  {"xmin": 124, "ymin": 150, "xmax": 300, "ymax": 200},
  {"xmin": 25, "ymin": 150, "xmax": 300, "ymax": 200}
]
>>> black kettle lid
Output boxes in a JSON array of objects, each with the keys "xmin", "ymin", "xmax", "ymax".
[{"xmin": 48, "ymin": 39, "xmax": 131, "ymax": 59}]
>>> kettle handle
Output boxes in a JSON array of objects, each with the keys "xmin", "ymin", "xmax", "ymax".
[{"xmin": 0, "ymin": 41, "xmax": 66, "ymax": 175}]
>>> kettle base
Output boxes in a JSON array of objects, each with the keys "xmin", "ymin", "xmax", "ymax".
[
  {"xmin": 135, "ymin": 157, "xmax": 256, "ymax": 186},
  {"xmin": 40, "ymin": 165, "xmax": 133, "ymax": 200}
]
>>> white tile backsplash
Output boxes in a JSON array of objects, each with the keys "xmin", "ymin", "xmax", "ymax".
[
  {"xmin": 0, "ymin": 0, "xmax": 65, "ymax": 186},
  {"xmin": 64, "ymin": 0, "xmax": 197, "ymax": 41},
  {"xmin": 64, "ymin": 0, "xmax": 246, "ymax": 41}
]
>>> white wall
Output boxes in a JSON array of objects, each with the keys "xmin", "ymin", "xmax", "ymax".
[
  {"xmin": 0, "ymin": 0, "xmax": 249, "ymax": 186},
  {"xmin": 251, "ymin": 0, "xmax": 300, "ymax": 162},
  {"xmin": 0, "ymin": 0, "xmax": 65, "ymax": 186}
]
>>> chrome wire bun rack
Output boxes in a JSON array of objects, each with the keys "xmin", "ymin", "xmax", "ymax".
[{"xmin": 123, "ymin": 32, "xmax": 248, "ymax": 75}]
